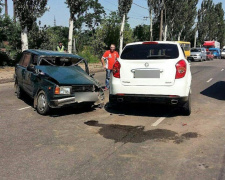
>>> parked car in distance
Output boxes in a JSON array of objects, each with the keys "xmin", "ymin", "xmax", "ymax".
[
  {"xmin": 221, "ymin": 49, "xmax": 225, "ymax": 59},
  {"xmin": 209, "ymin": 48, "xmax": 221, "ymax": 59},
  {"xmin": 110, "ymin": 41, "xmax": 192, "ymax": 115},
  {"xmin": 206, "ymin": 51, "xmax": 214, "ymax": 61},
  {"xmin": 189, "ymin": 48, "xmax": 207, "ymax": 62},
  {"xmin": 15, "ymin": 50, "xmax": 104, "ymax": 115}
]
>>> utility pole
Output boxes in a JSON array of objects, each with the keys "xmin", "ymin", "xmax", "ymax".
[
  {"xmin": 13, "ymin": 0, "xmax": 16, "ymax": 22},
  {"xmin": 194, "ymin": 23, "xmax": 197, "ymax": 48},
  {"xmin": 54, "ymin": 16, "xmax": 56, "ymax": 26},
  {"xmin": 159, "ymin": 0, "xmax": 164, "ymax": 41},
  {"xmin": 5, "ymin": 0, "xmax": 8, "ymax": 17},
  {"xmin": 149, "ymin": 8, "xmax": 153, "ymax": 41}
]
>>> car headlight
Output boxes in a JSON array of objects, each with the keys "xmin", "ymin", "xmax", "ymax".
[{"xmin": 55, "ymin": 86, "xmax": 71, "ymax": 95}]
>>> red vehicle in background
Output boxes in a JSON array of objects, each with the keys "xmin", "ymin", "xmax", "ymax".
[
  {"xmin": 206, "ymin": 51, "xmax": 214, "ymax": 61},
  {"xmin": 203, "ymin": 41, "xmax": 220, "ymax": 51}
]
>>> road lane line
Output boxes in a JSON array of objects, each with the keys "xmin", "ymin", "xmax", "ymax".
[
  {"xmin": 207, "ymin": 78, "xmax": 213, "ymax": 83},
  {"xmin": 18, "ymin": 106, "xmax": 31, "ymax": 111},
  {"xmin": 151, "ymin": 117, "xmax": 166, "ymax": 127},
  {"xmin": 221, "ymin": 69, "xmax": 224, "ymax": 72}
]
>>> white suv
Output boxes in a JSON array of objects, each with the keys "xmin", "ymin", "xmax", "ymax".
[{"xmin": 109, "ymin": 41, "xmax": 192, "ymax": 115}]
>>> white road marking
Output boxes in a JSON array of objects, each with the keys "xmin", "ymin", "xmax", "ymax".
[
  {"xmin": 18, "ymin": 106, "xmax": 31, "ymax": 111},
  {"xmin": 207, "ymin": 78, "xmax": 213, "ymax": 83},
  {"xmin": 221, "ymin": 69, "xmax": 224, "ymax": 72},
  {"xmin": 151, "ymin": 117, "xmax": 166, "ymax": 127}
]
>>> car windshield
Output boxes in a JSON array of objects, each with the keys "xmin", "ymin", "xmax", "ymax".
[
  {"xmin": 191, "ymin": 49, "xmax": 201, "ymax": 52},
  {"xmin": 39, "ymin": 56, "xmax": 83, "ymax": 66},
  {"xmin": 121, "ymin": 44, "xmax": 179, "ymax": 60},
  {"xmin": 222, "ymin": 49, "xmax": 225, "ymax": 52}
]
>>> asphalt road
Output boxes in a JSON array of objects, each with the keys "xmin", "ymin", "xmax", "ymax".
[{"xmin": 1, "ymin": 59, "xmax": 225, "ymax": 180}]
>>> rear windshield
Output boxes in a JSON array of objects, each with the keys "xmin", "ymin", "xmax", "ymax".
[
  {"xmin": 121, "ymin": 44, "xmax": 179, "ymax": 60},
  {"xmin": 191, "ymin": 49, "xmax": 201, "ymax": 52}
]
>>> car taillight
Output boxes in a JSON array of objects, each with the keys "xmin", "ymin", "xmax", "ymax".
[
  {"xmin": 113, "ymin": 61, "xmax": 121, "ymax": 78},
  {"xmin": 175, "ymin": 60, "xmax": 187, "ymax": 79}
]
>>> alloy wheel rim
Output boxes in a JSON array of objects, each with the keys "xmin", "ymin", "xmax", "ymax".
[{"xmin": 38, "ymin": 94, "xmax": 46, "ymax": 112}]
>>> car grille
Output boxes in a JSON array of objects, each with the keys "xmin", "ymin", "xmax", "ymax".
[{"xmin": 72, "ymin": 85, "xmax": 95, "ymax": 93}]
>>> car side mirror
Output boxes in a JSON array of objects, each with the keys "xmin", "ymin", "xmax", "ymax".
[{"xmin": 27, "ymin": 66, "xmax": 35, "ymax": 72}]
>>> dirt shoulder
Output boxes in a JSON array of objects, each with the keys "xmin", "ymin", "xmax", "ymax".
[{"xmin": 0, "ymin": 63, "xmax": 104, "ymax": 84}]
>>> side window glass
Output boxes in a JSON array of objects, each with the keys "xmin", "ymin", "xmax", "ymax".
[
  {"xmin": 31, "ymin": 55, "xmax": 38, "ymax": 65},
  {"xmin": 22, "ymin": 53, "xmax": 31, "ymax": 67}
]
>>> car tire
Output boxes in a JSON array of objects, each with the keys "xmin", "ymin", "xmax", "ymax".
[
  {"xmin": 36, "ymin": 90, "xmax": 50, "ymax": 115},
  {"xmin": 182, "ymin": 94, "xmax": 191, "ymax": 116},
  {"xmin": 15, "ymin": 82, "xmax": 23, "ymax": 99}
]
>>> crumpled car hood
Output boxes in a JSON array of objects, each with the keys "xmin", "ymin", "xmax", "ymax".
[{"xmin": 35, "ymin": 66, "xmax": 96, "ymax": 85}]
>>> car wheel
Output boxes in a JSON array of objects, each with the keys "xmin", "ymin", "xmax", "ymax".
[
  {"xmin": 15, "ymin": 82, "xmax": 23, "ymax": 99},
  {"xmin": 36, "ymin": 90, "xmax": 49, "ymax": 115},
  {"xmin": 182, "ymin": 94, "xmax": 191, "ymax": 116}
]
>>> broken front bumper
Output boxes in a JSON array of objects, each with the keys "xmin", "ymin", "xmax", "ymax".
[{"xmin": 49, "ymin": 92, "xmax": 99, "ymax": 108}]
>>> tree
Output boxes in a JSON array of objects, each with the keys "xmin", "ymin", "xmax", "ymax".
[
  {"xmin": 147, "ymin": 0, "xmax": 156, "ymax": 41},
  {"xmin": 15, "ymin": 0, "xmax": 48, "ymax": 51},
  {"xmin": 118, "ymin": 0, "xmax": 133, "ymax": 54},
  {"xmin": 66, "ymin": 0, "xmax": 105, "ymax": 54},
  {"xmin": 4, "ymin": 0, "xmax": 7, "ymax": 16},
  {"xmin": 133, "ymin": 24, "xmax": 150, "ymax": 41},
  {"xmin": 198, "ymin": 0, "xmax": 215, "ymax": 44},
  {"xmin": 66, "ymin": 0, "xmax": 85, "ymax": 54},
  {"xmin": 214, "ymin": 3, "xmax": 225, "ymax": 47}
]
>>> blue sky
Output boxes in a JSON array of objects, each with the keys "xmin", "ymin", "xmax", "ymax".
[{"xmin": 3, "ymin": 0, "xmax": 225, "ymax": 28}]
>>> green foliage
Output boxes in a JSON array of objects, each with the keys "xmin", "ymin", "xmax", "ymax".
[
  {"xmin": 133, "ymin": 25, "xmax": 150, "ymax": 41},
  {"xmin": 46, "ymin": 26, "xmax": 69, "ymax": 50},
  {"xmin": 77, "ymin": 46, "xmax": 100, "ymax": 63},
  {"xmin": 118, "ymin": 0, "xmax": 133, "ymax": 17},
  {"xmin": 28, "ymin": 22, "xmax": 51, "ymax": 49},
  {"xmin": 15, "ymin": 0, "xmax": 48, "ymax": 31},
  {"xmin": 198, "ymin": 0, "xmax": 225, "ymax": 46}
]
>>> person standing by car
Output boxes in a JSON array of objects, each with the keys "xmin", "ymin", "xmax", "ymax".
[
  {"xmin": 57, "ymin": 42, "xmax": 66, "ymax": 52},
  {"xmin": 101, "ymin": 44, "xmax": 119, "ymax": 90}
]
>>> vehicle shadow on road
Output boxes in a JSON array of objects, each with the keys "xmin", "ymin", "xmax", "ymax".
[
  {"xmin": 104, "ymin": 102, "xmax": 182, "ymax": 118},
  {"xmin": 84, "ymin": 120, "xmax": 198, "ymax": 144},
  {"xmin": 201, "ymin": 81, "xmax": 225, "ymax": 100},
  {"xmin": 49, "ymin": 106, "xmax": 96, "ymax": 117}
]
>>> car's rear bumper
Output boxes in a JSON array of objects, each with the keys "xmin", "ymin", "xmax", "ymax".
[
  {"xmin": 109, "ymin": 94, "xmax": 188, "ymax": 105},
  {"xmin": 49, "ymin": 92, "xmax": 99, "ymax": 108}
]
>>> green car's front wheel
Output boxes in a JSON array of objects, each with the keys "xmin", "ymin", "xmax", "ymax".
[{"xmin": 36, "ymin": 90, "xmax": 50, "ymax": 115}]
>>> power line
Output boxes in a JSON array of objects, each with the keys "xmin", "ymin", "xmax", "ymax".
[{"xmin": 133, "ymin": 2, "xmax": 149, "ymax": 10}]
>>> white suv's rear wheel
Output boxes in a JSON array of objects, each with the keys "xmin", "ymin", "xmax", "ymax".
[{"xmin": 182, "ymin": 94, "xmax": 191, "ymax": 116}]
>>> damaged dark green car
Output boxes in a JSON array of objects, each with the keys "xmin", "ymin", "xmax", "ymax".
[{"xmin": 15, "ymin": 50, "xmax": 104, "ymax": 115}]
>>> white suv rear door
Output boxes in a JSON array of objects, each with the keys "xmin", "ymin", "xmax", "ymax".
[{"xmin": 119, "ymin": 43, "xmax": 180, "ymax": 86}]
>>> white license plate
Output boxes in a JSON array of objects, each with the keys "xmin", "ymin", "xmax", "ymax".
[{"xmin": 134, "ymin": 70, "xmax": 160, "ymax": 78}]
